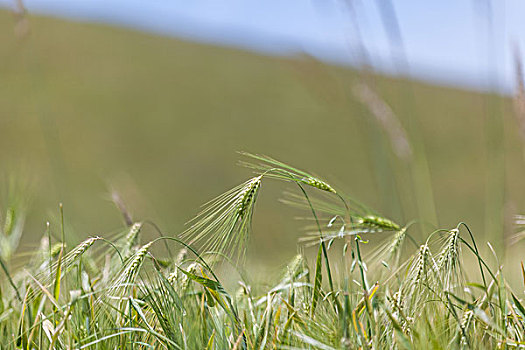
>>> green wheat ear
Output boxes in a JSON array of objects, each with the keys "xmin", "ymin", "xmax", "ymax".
[
  {"xmin": 236, "ymin": 175, "xmax": 262, "ymax": 218},
  {"xmin": 120, "ymin": 221, "xmax": 143, "ymax": 259},
  {"xmin": 299, "ymin": 176, "xmax": 336, "ymax": 194},
  {"xmin": 436, "ymin": 228, "xmax": 462, "ymax": 291},
  {"xmin": 357, "ymin": 215, "xmax": 400, "ymax": 231},
  {"xmin": 181, "ymin": 175, "xmax": 262, "ymax": 263},
  {"xmin": 101, "ymin": 241, "xmax": 154, "ymax": 306},
  {"xmin": 181, "ymin": 153, "xmax": 340, "ymax": 264}
]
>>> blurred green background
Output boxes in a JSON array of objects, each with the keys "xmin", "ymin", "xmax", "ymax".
[{"xmin": 1, "ymin": 10, "xmax": 524, "ymax": 270}]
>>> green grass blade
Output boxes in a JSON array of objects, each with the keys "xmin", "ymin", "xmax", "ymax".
[{"xmin": 310, "ymin": 243, "xmax": 323, "ymax": 317}]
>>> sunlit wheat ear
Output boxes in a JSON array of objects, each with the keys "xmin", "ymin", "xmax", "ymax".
[
  {"xmin": 239, "ymin": 152, "xmax": 336, "ymax": 194},
  {"xmin": 437, "ymin": 228, "xmax": 461, "ymax": 290},
  {"xmin": 122, "ymin": 241, "xmax": 153, "ymax": 283},
  {"xmin": 237, "ymin": 176, "xmax": 262, "ymax": 217},
  {"xmin": 126, "ymin": 222, "xmax": 142, "ymax": 246},
  {"xmin": 404, "ymin": 243, "xmax": 437, "ymax": 314},
  {"xmin": 437, "ymin": 229, "xmax": 459, "ymax": 268},
  {"xmin": 412, "ymin": 244, "xmax": 433, "ymax": 287},
  {"xmin": 299, "ymin": 177, "xmax": 336, "ymax": 193},
  {"xmin": 35, "ymin": 236, "xmax": 102, "ymax": 291},
  {"xmin": 181, "ymin": 176, "xmax": 262, "ymax": 263},
  {"xmin": 105, "ymin": 241, "xmax": 153, "ymax": 300},
  {"xmin": 121, "ymin": 221, "xmax": 143, "ymax": 259},
  {"xmin": 387, "ymin": 227, "xmax": 407, "ymax": 259},
  {"xmin": 357, "ymin": 215, "xmax": 400, "ymax": 231},
  {"xmin": 65, "ymin": 236, "xmax": 102, "ymax": 264},
  {"xmin": 301, "ymin": 214, "xmax": 403, "ymax": 248}
]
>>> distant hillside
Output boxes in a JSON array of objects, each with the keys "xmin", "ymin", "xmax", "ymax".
[{"xmin": 0, "ymin": 9, "xmax": 522, "ymax": 265}]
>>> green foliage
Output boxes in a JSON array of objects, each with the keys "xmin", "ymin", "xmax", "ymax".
[{"xmin": 0, "ymin": 156, "xmax": 523, "ymax": 349}]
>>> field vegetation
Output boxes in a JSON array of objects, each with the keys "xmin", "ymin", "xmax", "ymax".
[
  {"xmin": 0, "ymin": 153, "xmax": 523, "ymax": 349},
  {"xmin": 1, "ymin": 8, "xmax": 525, "ymax": 349}
]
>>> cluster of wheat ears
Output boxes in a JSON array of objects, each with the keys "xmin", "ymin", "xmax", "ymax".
[{"xmin": 0, "ymin": 153, "xmax": 523, "ymax": 349}]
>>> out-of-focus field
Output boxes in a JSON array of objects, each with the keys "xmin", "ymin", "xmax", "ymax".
[{"xmin": 1, "ymin": 10, "xmax": 523, "ymax": 267}]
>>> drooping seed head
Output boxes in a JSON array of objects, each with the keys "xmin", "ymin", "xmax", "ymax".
[
  {"xmin": 300, "ymin": 177, "xmax": 336, "ymax": 194},
  {"xmin": 386, "ymin": 227, "xmax": 407, "ymax": 264},
  {"xmin": 437, "ymin": 229, "xmax": 460, "ymax": 270},
  {"xmin": 359, "ymin": 215, "xmax": 400, "ymax": 231},
  {"xmin": 389, "ymin": 227, "xmax": 407, "ymax": 255},
  {"xmin": 68, "ymin": 236, "xmax": 102, "ymax": 262},
  {"xmin": 125, "ymin": 222, "xmax": 143, "ymax": 247},
  {"xmin": 123, "ymin": 241, "xmax": 153, "ymax": 284},
  {"xmin": 437, "ymin": 229, "xmax": 461, "ymax": 291},
  {"xmin": 413, "ymin": 244, "xmax": 432, "ymax": 286},
  {"xmin": 237, "ymin": 176, "xmax": 262, "ymax": 218}
]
